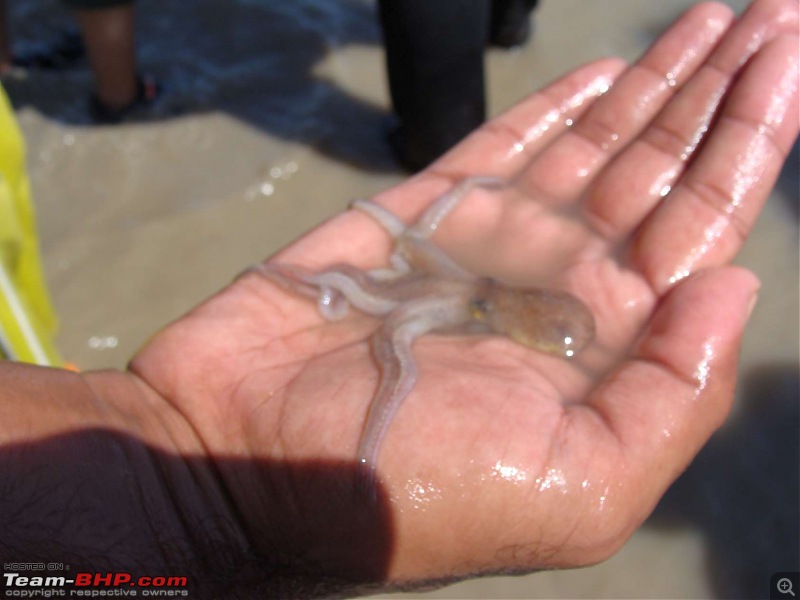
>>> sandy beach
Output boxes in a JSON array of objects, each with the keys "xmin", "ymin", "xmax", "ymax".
[{"xmin": 4, "ymin": 0, "xmax": 797, "ymax": 597}]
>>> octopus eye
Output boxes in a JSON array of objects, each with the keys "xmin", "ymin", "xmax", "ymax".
[
  {"xmin": 469, "ymin": 297, "xmax": 490, "ymax": 320},
  {"xmin": 551, "ymin": 321, "xmax": 585, "ymax": 356}
]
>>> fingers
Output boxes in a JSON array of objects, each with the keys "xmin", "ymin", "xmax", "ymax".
[
  {"xmin": 631, "ymin": 32, "xmax": 799, "ymax": 291},
  {"xmin": 430, "ymin": 59, "xmax": 626, "ymax": 176},
  {"xmin": 274, "ymin": 58, "xmax": 626, "ymax": 266},
  {"xmin": 581, "ymin": 266, "xmax": 759, "ymax": 518},
  {"xmin": 518, "ymin": 1, "xmax": 736, "ymax": 202},
  {"xmin": 372, "ymin": 58, "xmax": 627, "ymax": 221},
  {"xmin": 585, "ymin": 0, "xmax": 799, "ymax": 245}
]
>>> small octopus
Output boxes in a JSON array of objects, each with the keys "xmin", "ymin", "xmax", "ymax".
[{"xmin": 251, "ymin": 176, "xmax": 595, "ymax": 486}]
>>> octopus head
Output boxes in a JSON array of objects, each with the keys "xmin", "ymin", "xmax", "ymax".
[{"xmin": 480, "ymin": 286, "xmax": 596, "ymax": 358}]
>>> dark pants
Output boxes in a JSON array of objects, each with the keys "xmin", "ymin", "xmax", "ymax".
[{"xmin": 378, "ymin": 0, "xmax": 538, "ymax": 171}]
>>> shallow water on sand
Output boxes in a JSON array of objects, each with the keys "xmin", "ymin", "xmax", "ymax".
[{"xmin": 5, "ymin": 0, "xmax": 797, "ymax": 597}]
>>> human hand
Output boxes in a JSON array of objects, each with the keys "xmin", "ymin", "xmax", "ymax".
[{"xmin": 127, "ymin": 0, "xmax": 798, "ymax": 590}]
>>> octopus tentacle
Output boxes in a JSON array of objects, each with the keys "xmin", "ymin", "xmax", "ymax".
[
  {"xmin": 317, "ymin": 285, "xmax": 349, "ymax": 320},
  {"xmin": 251, "ymin": 263, "xmax": 350, "ymax": 319},
  {"xmin": 306, "ymin": 268, "xmax": 399, "ymax": 315},
  {"xmin": 356, "ymin": 318, "xmax": 422, "ymax": 494},
  {"xmin": 356, "ymin": 296, "xmax": 469, "ymax": 492},
  {"xmin": 252, "ymin": 263, "xmax": 399, "ymax": 317},
  {"xmin": 351, "ymin": 198, "xmax": 407, "ymax": 238},
  {"xmin": 400, "ymin": 177, "xmax": 507, "ymax": 280},
  {"xmin": 250, "ymin": 176, "xmax": 595, "ymax": 501},
  {"xmin": 351, "ymin": 199, "xmax": 415, "ymax": 281},
  {"xmin": 248, "ymin": 263, "xmax": 322, "ymax": 300},
  {"xmin": 411, "ymin": 176, "xmax": 507, "ymax": 236}
]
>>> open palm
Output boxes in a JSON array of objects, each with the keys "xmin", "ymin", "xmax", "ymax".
[{"xmin": 127, "ymin": 0, "xmax": 798, "ymax": 588}]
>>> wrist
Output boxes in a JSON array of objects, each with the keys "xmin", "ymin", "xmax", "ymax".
[{"xmin": 0, "ymin": 364, "xmax": 252, "ymax": 595}]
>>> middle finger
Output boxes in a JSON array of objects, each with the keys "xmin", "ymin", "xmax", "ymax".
[
  {"xmin": 583, "ymin": 0, "xmax": 799, "ymax": 242},
  {"xmin": 517, "ymin": 1, "xmax": 735, "ymax": 203}
]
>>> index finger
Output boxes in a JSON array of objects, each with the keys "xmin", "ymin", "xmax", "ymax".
[
  {"xmin": 631, "ymin": 32, "xmax": 799, "ymax": 292},
  {"xmin": 274, "ymin": 59, "xmax": 626, "ymax": 267}
]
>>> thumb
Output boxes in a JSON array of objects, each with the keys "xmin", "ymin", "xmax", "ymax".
[{"xmin": 587, "ymin": 266, "xmax": 760, "ymax": 518}]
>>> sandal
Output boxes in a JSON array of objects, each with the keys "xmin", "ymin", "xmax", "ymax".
[{"xmin": 88, "ymin": 75, "xmax": 161, "ymax": 125}]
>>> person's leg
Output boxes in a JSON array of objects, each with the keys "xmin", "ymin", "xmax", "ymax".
[
  {"xmin": 378, "ymin": 0, "xmax": 489, "ymax": 172},
  {"xmin": 489, "ymin": 0, "xmax": 539, "ymax": 48},
  {"xmin": 71, "ymin": 2, "xmax": 137, "ymax": 110},
  {"xmin": 0, "ymin": 0, "xmax": 13, "ymax": 73}
]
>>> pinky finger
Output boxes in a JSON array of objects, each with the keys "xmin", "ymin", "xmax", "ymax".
[{"xmin": 630, "ymin": 34, "xmax": 799, "ymax": 292}]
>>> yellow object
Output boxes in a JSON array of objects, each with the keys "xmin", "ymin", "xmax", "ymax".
[{"xmin": 0, "ymin": 84, "xmax": 62, "ymax": 365}]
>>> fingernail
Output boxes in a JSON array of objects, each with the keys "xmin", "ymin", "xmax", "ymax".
[
  {"xmin": 744, "ymin": 272, "xmax": 761, "ymax": 319},
  {"xmin": 746, "ymin": 289, "xmax": 759, "ymax": 319}
]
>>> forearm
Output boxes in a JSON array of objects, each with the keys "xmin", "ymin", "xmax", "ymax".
[
  {"xmin": 0, "ymin": 363, "xmax": 390, "ymax": 598},
  {"xmin": 0, "ymin": 363, "xmax": 253, "ymax": 596}
]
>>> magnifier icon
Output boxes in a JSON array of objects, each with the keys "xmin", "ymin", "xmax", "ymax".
[{"xmin": 778, "ymin": 578, "xmax": 796, "ymax": 596}]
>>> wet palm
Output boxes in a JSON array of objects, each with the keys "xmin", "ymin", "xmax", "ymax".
[{"xmin": 129, "ymin": 0, "xmax": 798, "ymax": 586}]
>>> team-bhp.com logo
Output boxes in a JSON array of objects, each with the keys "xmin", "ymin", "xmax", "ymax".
[{"xmin": 3, "ymin": 568, "xmax": 189, "ymax": 597}]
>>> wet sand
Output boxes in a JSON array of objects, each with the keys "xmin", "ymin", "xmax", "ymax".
[{"xmin": 5, "ymin": 0, "xmax": 798, "ymax": 597}]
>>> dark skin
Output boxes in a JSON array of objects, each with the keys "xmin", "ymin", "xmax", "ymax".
[
  {"xmin": 0, "ymin": 0, "xmax": 12, "ymax": 72},
  {"xmin": 1, "ymin": 0, "xmax": 797, "ymax": 597},
  {"xmin": 0, "ymin": 1, "xmax": 138, "ymax": 108},
  {"xmin": 73, "ymin": 4, "xmax": 138, "ymax": 110}
]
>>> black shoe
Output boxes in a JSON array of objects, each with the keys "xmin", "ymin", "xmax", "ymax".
[{"xmin": 88, "ymin": 75, "xmax": 161, "ymax": 125}]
